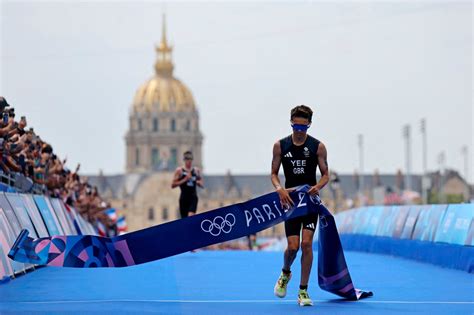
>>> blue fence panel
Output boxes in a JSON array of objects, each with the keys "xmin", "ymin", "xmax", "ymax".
[
  {"xmin": 364, "ymin": 206, "xmax": 384, "ymax": 236},
  {"xmin": 376, "ymin": 206, "xmax": 398, "ymax": 237},
  {"xmin": 412, "ymin": 205, "xmax": 448, "ymax": 242},
  {"xmin": 32, "ymin": 195, "xmax": 63, "ymax": 236},
  {"xmin": 338, "ymin": 208, "xmax": 358, "ymax": 234},
  {"xmin": 466, "ymin": 220, "xmax": 474, "ymax": 246},
  {"xmin": 435, "ymin": 204, "xmax": 474, "ymax": 245},
  {"xmin": 400, "ymin": 205, "xmax": 424, "ymax": 239},
  {"xmin": 352, "ymin": 207, "xmax": 371, "ymax": 234},
  {"xmin": 391, "ymin": 206, "xmax": 411, "ymax": 238}
]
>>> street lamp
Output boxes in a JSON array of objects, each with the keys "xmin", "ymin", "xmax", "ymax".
[
  {"xmin": 358, "ymin": 134, "xmax": 364, "ymax": 205},
  {"xmin": 402, "ymin": 125, "xmax": 412, "ymax": 191}
]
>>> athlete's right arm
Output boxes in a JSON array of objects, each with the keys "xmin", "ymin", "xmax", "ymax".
[{"xmin": 271, "ymin": 141, "xmax": 294, "ymax": 208}]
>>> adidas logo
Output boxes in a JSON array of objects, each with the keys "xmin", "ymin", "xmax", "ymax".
[
  {"xmin": 284, "ymin": 152, "xmax": 293, "ymax": 158},
  {"xmin": 305, "ymin": 223, "xmax": 315, "ymax": 229}
]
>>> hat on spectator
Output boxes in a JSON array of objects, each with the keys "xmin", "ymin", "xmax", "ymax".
[{"xmin": 0, "ymin": 97, "xmax": 10, "ymax": 111}]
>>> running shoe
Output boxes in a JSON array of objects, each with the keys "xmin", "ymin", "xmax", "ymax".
[
  {"xmin": 297, "ymin": 289, "xmax": 313, "ymax": 306},
  {"xmin": 274, "ymin": 271, "xmax": 292, "ymax": 298}
]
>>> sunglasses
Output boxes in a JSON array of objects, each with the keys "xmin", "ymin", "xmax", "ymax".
[{"xmin": 291, "ymin": 123, "xmax": 310, "ymax": 132}]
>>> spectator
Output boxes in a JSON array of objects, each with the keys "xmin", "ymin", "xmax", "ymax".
[{"xmin": 0, "ymin": 96, "xmax": 113, "ymax": 230}]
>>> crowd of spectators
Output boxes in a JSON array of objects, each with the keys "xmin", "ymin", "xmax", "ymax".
[{"xmin": 0, "ymin": 96, "xmax": 115, "ymax": 229}]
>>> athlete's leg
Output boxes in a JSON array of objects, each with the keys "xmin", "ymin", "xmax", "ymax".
[
  {"xmin": 283, "ymin": 217, "xmax": 302, "ymax": 271},
  {"xmin": 187, "ymin": 196, "xmax": 198, "ymax": 217},
  {"xmin": 275, "ymin": 218, "xmax": 301, "ymax": 298},
  {"xmin": 179, "ymin": 198, "xmax": 188, "ymax": 219},
  {"xmin": 300, "ymin": 228, "xmax": 315, "ymax": 287},
  {"xmin": 283, "ymin": 235, "xmax": 300, "ymax": 271}
]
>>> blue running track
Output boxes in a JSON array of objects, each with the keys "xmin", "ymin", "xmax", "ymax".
[{"xmin": 0, "ymin": 251, "xmax": 473, "ymax": 314}]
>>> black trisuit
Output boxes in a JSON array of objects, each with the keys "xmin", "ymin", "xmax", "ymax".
[
  {"xmin": 178, "ymin": 167, "xmax": 200, "ymax": 218},
  {"xmin": 280, "ymin": 134, "xmax": 320, "ymax": 236}
]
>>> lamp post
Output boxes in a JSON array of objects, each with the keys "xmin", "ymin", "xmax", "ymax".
[
  {"xmin": 358, "ymin": 134, "xmax": 364, "ymax": 205},
  {"xmin": 402, "ymin": 125, "xmax": 412, "ymax": 191}
]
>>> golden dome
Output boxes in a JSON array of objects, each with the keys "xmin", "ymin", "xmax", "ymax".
[
  {"xmin": 132, "ymin": 15, "xmax": 196, "ymax": 113},
  {"xmin": 132, "ymin": 76, "xmax": 196, "ymax": 113}
]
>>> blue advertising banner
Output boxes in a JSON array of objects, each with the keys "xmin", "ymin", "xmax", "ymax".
[
  {"xmin": 391, "ymin": 206, "xmax": 411, "ymax": 238},
  {"xmin": 400, "ymin": 205, "xmax": 424, "ymax": 239},
  {"xmin": 33, "ymin": 195, "xmax": 64, "ymax": 236},
  {"xmin": 435, "ymin": 204, "xmax": 474, "ymax": 245},
  {"xmin": 412, "ymin": 205, "xmax": 447, "ymax": 242}
]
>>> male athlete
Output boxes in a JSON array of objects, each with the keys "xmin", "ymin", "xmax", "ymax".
[
  {"xmin": 271, "ymin": 105, "xmax": 329, "ymax": 306},
  {"xmin": 171, "ymin": 151, "xmax": 204, "ymax": 218}
]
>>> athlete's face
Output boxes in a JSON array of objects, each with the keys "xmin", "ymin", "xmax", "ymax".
[
  {"xmin": 291, "ymin": 117, "xmax": 311, "ymax": 138},
  {"xmin": 184, "ymin": 158, "xmax": 193, "ymax": 168}
]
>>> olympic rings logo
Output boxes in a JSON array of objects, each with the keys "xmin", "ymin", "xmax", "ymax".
[{"xmin": 200, "ymin": 213, "xmax": 236, "ymax": 236}]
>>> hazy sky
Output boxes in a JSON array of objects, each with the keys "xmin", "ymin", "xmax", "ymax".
[{"xmin": 1, "ymin": 1, "xmax": 472, "ymax": 181}]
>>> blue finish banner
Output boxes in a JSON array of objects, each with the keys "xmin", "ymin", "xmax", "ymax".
[{"xmin": 8, "ymin": 186, "xmax": 372, "ymax": 300}]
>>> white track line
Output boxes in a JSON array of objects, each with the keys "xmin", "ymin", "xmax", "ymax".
[{"xmin": 10, "ymin": 299, "xmax": 474, "ymax": 305}]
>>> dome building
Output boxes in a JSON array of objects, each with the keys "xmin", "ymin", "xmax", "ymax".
[{"xmin": 125, "ymin": 18, "xmax": 203, "ymax": 173}]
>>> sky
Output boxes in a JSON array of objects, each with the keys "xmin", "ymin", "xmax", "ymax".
[{"xmin": 1, "ymin": 1, "xmax": 472, "ymax": 182}]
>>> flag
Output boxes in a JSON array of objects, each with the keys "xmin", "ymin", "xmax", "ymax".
[{"xmin": 117, "ymin": 216, "xmax": 127, "ymax": 233}]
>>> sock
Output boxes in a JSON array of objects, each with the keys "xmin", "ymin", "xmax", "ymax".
[
  {"xmin": 282, "ymin": 268, "xmax": 291, "ymax": 275},
  {"xmin": 299, "ymin": 285, "xmax": 308, "ymax": 290}
]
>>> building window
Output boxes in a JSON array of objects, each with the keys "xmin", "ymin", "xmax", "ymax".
[
  {"xmin": 170, "ymin": 148, "xmax": 178, "ymax": 169},
  {"xmin": 148, "ymin": 208, "xmax": 154, "ymax": 221},
  {"xmin": 137, "ymin": 118, "xmax": 142, "ymax": 131},
  {"xmin": 135, "ymin": 148, "xmax": 140, "ymax": 166},
  {"xmin": 152, "ymin": 148, "xmax": 160, "ymax": 169},
  {"xmin": 185, "ymin": 120, "xmax": 191, "ymax": 131},
  {"xmin": 153, "ymin": 118, "xmax": 159, "ymax": 132},
  {"xmin": 170, "ymin": 119, "xmax": 176, "ymax": 132},
  {"xmin": 162, "ymin": 207, "xmax": 168, "ymax": 221}
]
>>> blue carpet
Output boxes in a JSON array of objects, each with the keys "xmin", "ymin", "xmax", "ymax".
[{"xmin": 0, "ymin": 251, "xmax": 472, "ymax": 314}]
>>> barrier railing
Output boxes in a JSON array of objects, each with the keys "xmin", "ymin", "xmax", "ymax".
[
  {"xmin": 334, "ymin": 203, "xmax": 474, "ymax": 272},
  {"xmin": 0, "ymin": 192, "xmax": 97, "ymax": 280}
]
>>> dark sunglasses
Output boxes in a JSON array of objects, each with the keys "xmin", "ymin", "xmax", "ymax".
[{"xmin": 291, "ymin": 123, "xmax": 310, "ymax": 132}]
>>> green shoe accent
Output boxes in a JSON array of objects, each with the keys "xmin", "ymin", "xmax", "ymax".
[
  {"xmin": 298, "ymin": 289, "xmax": 313, "ymax": 306},
  {"xmin": 274, "ymin": 272, "xmax": 292, "ymax": 298}
]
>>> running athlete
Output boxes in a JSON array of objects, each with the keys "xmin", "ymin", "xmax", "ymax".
[
  {"xmin": 171, "ymin": 151, "xmax": 204, "ymax": 218},
  {"xmin": 271, "ymin": 105, "xmax": 329, "ymax": 306}
]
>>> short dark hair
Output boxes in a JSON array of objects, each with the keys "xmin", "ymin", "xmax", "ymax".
[
  {"xmin": 290, "ymin": 105, "xmax": 313, "ymax": 122},
  {"xmin": 183, "ymin": 151, "xmax": 193, "ymax": 160}
]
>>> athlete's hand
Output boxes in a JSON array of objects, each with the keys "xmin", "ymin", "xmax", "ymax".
[
  {"xmin": 308, "ymin": 185, "xmax": 320, "ymax": 196},
  {"xmin": 184, "ymin": 172, "xmax": 192, "ymax": 180},
  {"xmin": 276, "ymin": 186, "xmax": 294, "ymax": 210}
]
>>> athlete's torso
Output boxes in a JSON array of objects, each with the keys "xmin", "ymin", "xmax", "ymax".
[
  {"xmin": 280, "ymin": 134, "xmax": 320, "ymax": 189},
  {"xmin": 179, "ymin": 167, "xmax": 199, "ymax": 198}
]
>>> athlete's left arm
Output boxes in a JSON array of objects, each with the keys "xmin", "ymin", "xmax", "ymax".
[
  {"xmin": 195, "ymin": 168, "xmax": 204, "ymax": 188},
  {"xmin": 308, "ymin": 142, "xmax": 330, "ymax": 196}
]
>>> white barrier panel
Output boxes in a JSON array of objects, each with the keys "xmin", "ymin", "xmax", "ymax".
[
  {"xmin": 5, "ymin": 193, "xmax": 38, "ymax": 239},
  {"xmin": 49, "ymin": 198, "xmax": 75, "ymax": 235},
  {"xmin": 0, "ymin": 209, "xmax": 26, "ymax": 275},
  {"xmin": 20, "ymin": 194, "xmax": 49, "ymax": 238},
  {"xmin": 0, "ymin": 217, "xmax": 14, "ymax": 278}
]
